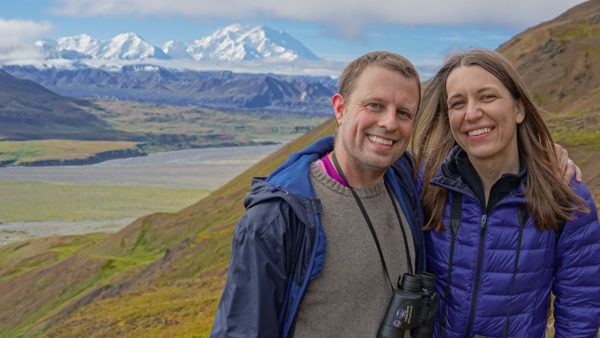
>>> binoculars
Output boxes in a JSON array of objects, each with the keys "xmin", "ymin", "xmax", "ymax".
[{"xmin": 377, "ymin": 272, "xmax": 440, "ymax": 338}]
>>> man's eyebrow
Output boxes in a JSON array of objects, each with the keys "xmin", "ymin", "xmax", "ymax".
[{"xmin": 359, "ymin": 96, "xmax": 385, "ymax": 102}]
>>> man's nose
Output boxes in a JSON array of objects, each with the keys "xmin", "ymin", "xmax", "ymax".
[{"xmin": 379, "ymin": 108, "xmax": 399, "ymax": 130}]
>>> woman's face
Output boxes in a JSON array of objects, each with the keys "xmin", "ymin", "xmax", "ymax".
[{"xmin": 445, "ymin": 65, "xmax": 525, "ymax": 165}]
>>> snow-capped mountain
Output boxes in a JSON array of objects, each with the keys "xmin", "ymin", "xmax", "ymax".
[
  {"xmin": 33, "ymin": 24, "xmax": 319, "ymax": 64},
  {"xmin": 57, "ymin": 34, "xmax": 101, "ymax": 56},
  {"xmin": 99, "ymin": 33, "xmax": 167, "ymax": 60},
  {"xmin": 187, "ymin": 24, "xmax": 319, "ymax": 62},
  {"xmin": 37, "ymin": 33, "xmax": 167, "ymax": 61}
]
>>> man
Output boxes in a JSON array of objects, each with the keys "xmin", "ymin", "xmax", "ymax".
[{"xmin": 210, "ymin": 51, "xmax": 426, "ymax": 337}]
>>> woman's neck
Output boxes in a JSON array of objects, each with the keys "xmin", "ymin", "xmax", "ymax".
[{"xmin": 468, "ymin": 154, "xmax": 520, "ymax": 206}]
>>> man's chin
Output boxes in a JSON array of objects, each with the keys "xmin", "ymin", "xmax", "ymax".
[{"xmin": 360, "ymin": 155, "xmax": 397, "ymax": 172}]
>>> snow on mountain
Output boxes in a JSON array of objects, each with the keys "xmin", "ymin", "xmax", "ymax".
[
  {"xmin": 187, "ymin": 24, "xmax": 319, "ymax": 62},
  {"xmin": 37, "ymin": 33, "xmax": 167, "ymax": 61},
  {"xmin": 57, "ymin": 34, "xmax": 101, "ymax": 56},
  {"xmin": 36, "ymin": 38, "xmax": 92, "ymax": 60},
  {"xmin": 30, "ymin": 24, "xmax": 320, "ymax": 66},
  {"xmin": 162, "ymin": 40, "xmax": 190, "ymax": 59},
  {"xmin": 98, "ymin": 33, "xmax": 167, "ymax": 60}
]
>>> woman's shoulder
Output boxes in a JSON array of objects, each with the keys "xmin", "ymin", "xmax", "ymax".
[
  {"xmin": 562, "ymin": 179, "xmax": 599, "ymax": 236},
  {"xmin": 570, "ymin": 179, "xmax": 594, "ymax": 201}
]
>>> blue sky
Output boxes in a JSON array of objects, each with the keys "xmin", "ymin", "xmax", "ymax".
[{"xmin": 0, "ymin": 0, "xmax": 586, "ymax": 74}]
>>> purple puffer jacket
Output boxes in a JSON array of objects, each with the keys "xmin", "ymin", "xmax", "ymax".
[{"xmin": 421, "ymin": 153, "xmax": 600, "ymax": 338}]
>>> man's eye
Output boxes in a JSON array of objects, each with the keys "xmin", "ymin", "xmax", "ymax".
[{"xmin": 367, "ymin": 103, "xmax": 383, "ymax": 110}]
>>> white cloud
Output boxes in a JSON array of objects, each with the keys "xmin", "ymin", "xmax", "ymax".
[
  {"xmin": 0, "ymin": 19, "xmax": 53, "ymax": 61},
  {"xmin": 51, "ymin": 0, "xmax": 586, "ymax": 36}
]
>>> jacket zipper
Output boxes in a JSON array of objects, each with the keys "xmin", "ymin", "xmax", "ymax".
[{"xmin": 465, "ymin": 213, "xmax": 488, "ymax": 336}]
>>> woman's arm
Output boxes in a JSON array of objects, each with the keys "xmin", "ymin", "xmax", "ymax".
[{"xmin": 553, "ymin": 182, "xmax": 600, "ymax": 337}]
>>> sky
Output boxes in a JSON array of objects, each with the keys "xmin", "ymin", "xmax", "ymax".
[{"xmin": 0, "ymin": 0, "xmax": 587, "ymax": 76}]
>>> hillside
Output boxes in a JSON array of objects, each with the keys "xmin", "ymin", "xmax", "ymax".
[
  {"xmin": 0, "ymin": 119, "xmax": 337, "ymax": 336},
  {"xmin": 1, "ymin": 1, "xmax": 600, "ymax": 337},
  {"xmin": 0, "ymin": 70, "xmax": 127, "ymax": 141},
  {"xmin": 498, "ymin": 0, "xmax": 600, "ymax": 115},
  {"xmin": 497, "ymin": 0, "xmax": 600, "ymax": 202}
]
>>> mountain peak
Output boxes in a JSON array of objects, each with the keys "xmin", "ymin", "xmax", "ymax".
[
  {"xmin": 112, "ymin": 32, "xmax": 144, "ymax": 42},
  {"xmin": 187, "ymin": 23, "xmax": 319, "ymax": 62}
]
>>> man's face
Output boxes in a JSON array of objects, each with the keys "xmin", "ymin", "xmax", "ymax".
[{"xmin": 333, "ymin": 65, "xmax": 419, "ymax": 182}]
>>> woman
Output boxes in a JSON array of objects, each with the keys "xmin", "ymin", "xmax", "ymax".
[{"xmin": 412, "ymin": 49, "xmax": 600, "ymax": 337}]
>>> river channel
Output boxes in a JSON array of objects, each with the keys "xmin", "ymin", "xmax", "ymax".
[
  {"xmin": 0, "ymin": 144, "xmax": 281, "ymax": 189},
  {"xmin": 0, "ymin": 143, "xmax": 282, "ymax": 245}
]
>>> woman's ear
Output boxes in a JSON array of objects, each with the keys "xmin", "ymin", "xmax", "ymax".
[{"xmin": 515, "ymin": 100, "xmax": 525, "ymax": 124}]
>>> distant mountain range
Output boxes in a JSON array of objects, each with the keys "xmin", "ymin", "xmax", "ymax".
[
  {"xmin": 1, "ymin": 24, "xmax": 336, "ymax": 115},
  {"xmin": 33, "ymin": 24, "xmax": 319, "ymax": 63},
  {"xmin": 3, "ymin": 65, "xmax": 337, "ymax": 115},
  {"xmin": 0, "ymin": 69, "xmax": 130, "ymax": 141}
]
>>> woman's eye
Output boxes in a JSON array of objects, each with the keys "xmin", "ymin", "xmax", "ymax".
[
  {"xmin": 449, "ymin": 101, "xmax": 464, "ymax": 109},
  {"xmin": 397, "ymin": 110, "xmax": 412, "ymax": 120},
  {"xmin": 481, "ymin": 94, "xmax": 495, "ymax": 102}
]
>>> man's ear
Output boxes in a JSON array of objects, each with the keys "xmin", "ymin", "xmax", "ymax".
[{"xmin": 332, "ymin": 93, "xmax": 345, "ymax": 126}]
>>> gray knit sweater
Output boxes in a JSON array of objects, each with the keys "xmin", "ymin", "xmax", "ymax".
[{"xmin": 293, "ymin": 162, "xmax": 415, "ymax": 337}]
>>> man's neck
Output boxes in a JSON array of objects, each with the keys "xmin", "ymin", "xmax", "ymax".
[{"xmin": 328, "ymin": 152, "xmax": 385, "ymax": 188}]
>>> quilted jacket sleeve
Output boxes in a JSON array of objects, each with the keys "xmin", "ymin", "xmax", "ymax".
[
  {"xmin": 553, "ymin": 181, "xmax": 600, "ymax": 338},
  {"xmin": 210, "ymin": 203, "xmax": 289, "ymax": 338}
]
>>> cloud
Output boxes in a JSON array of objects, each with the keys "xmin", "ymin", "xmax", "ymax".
[
  {"xmin": 51, "ymin": 0, "xmax": 586, "ymax": 37},
  {"xmin": 0, "ymin": 19, "xmax": 53, "ymax": 61}
]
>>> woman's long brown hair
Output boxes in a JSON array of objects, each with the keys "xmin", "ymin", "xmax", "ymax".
[{"xmin": 411, "ymin": 49, "xmax": 588, "ymax": 231}]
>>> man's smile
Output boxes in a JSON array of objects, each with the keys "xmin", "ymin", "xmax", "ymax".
[{"xmin": 367, "ymin": 134, "xmax": 395, "ymax": 146}]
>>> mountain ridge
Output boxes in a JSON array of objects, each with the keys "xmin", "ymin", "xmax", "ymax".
[
  {"xmin": 34, "ymin": 24, "xmax": 319, "ymax": 64},
  {"xmin": 0, "ymin": 69, "xmax": 130, "ymax": 141},
  {"xmin": 3, "ymin": 65, "xmax": 337, "ymax": 115}
]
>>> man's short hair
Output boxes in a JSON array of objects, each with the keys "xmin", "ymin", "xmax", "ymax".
[{"xmin": 338, "ymin": 51, "xmax": 421, "ymax": 101}]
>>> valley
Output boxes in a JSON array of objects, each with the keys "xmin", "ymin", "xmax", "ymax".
[
  {"xmin": 0, "ymin": 99, "xmax": 326, "ymax": 166},
  {"xmin": 0, "ymin": 143, "xmax": 281, "ymax": 246}
]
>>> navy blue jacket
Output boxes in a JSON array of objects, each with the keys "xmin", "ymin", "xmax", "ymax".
[
  {"xmin": 422, "ymin": 147, "xmax": 600, "ymax": 337},
  {"xmin": 211, "ymin": 136, "xmax": 426, "ymax": 337}
]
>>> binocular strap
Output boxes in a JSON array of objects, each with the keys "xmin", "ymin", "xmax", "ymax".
[{"xmin": 331, "ymin": 152, "xmax": 414, "ymax": 291}]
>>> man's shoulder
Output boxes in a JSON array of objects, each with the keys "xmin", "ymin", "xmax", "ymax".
[{"xmin": 239, "ymin": 179, "xmax": 312, "ymax": 237}]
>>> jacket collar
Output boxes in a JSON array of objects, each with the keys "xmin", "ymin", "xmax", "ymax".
[
  {"xmin": 433, "ymin": 146, "xmax": 527, "ymax": 207},
  {"xmin": 267, "ymin": 136, "xmax": 335, "ymax": 198}
]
